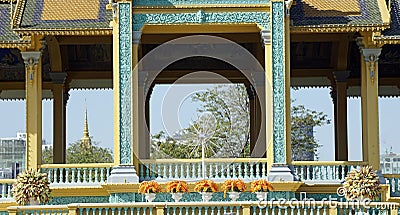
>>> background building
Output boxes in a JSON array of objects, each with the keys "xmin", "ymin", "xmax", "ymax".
[
  {"xmin": 0, "ymin": 132, "xmax": 26, "ymax": 178},
  {"xmin": 0, "ymin": 133, "xmax": 51, "ymax": 179},
  {"xmin": 380, "ymin": 148, "xmax": 400, "ymax": 174}
]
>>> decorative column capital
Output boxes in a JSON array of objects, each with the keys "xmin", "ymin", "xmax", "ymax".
[
  {"xmin": 133, "ymin": 31, "xmax": 142, "ymax": 44},
  {"xmin": 359, "ymin": 48, "xmax": 381, "ymax": 83},
  {"xmin": 360, "ymin": 48, "xmax": 381, "ymax": 63},
  {"xmin": 21, "ymin": 51, "xmax": 41, "ymax": 83},
  {"xmin": 50, "ymin": 72, "xmax": 67, "ymax": 85},
  {"xmin": 260, "ymin": 30, "xmax": 271, "ymax": 45},
  {"xmin": 333, "ymin": 70, "xmax": 350, "ymax": 83},
  {"xmin": 21, "ymin": 51, "xmax": 41, "ymax": 67}
]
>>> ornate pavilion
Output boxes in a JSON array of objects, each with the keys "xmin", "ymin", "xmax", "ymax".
[{"xmin": 1, "ymin": 0, "xmax": 400, "ymax": 214}]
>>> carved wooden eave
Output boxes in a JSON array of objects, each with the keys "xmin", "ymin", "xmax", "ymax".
[
  {"xmin": 13, "ymin": 28, "xmax": 113, "ymax": 36},
  {"xmin": 0, "ymin": 41, "xmax": 31, "ymax": 48},
  {"xmin": 290, "ymin": 24, "xmax": 390, "ymax": 33},
  {"xmin": 373, "ymin": 36, "xmax": 400, "ymax": 45}
]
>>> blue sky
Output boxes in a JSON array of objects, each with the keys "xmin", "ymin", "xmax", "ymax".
[{"xmin": 0, "ymin": 86, "xmax": 399, "ymax": 161}]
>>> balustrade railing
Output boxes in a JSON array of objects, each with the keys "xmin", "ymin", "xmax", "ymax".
[
  {"xmin": 139, "ymin": 158, "xmax": 268, "ymax": 181},
  {"xmin": 292, "ymin": 161, "xmax": 367, "ymax": 183},
  {"xmin": 0, "ymin": 179, "xmax": 14, "ymax": 200},
  {"xmin": 40, "ymin": 163, "xmax": 113, "ymax": 185},
  {"xmin": 7, "ymin": 201, "xmax": 398, "ymax": 215},
  {"xmin": 384, "ymin": 174, "xmax": 400, "ymax": 197}
]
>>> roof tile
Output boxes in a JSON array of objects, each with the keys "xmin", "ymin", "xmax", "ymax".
[{"xmin": 291, "ymin": 0, "xmax": 383, "ymax": 27}]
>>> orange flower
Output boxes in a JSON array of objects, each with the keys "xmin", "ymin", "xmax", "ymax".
[
  {"xmin": 138, "ymin": 181, "xmax": 162, "ymax": 194},
  {"xmin": 222, "ymin": 179, "xmax": 247, "ymax": 198},
  {"xmin": 194, "ymin": 180, "xmax": 218, "ymax": 192},
  {"xmin": 166, "ymin": 181, "xmax": 189, "ymax": 193},
  {"xmin": 251, "ymin": 179, "xmax": 274, "ymax": 192}
]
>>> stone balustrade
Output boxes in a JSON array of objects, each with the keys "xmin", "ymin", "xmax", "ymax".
[
  {"xmin": 292, "ymin": 161, "xmax": 367, "ymax": 183},
  {"xmin": 139, "ymin": 158, "xmax": 268, "ymax": 181},
  {"xmin": 40, "ymin": 163, "xmax": 113, "ymax": 185}
]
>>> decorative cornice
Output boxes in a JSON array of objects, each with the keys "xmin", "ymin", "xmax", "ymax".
[
  {"xmin": 132, "ymin": 0, "xmax": 270, "ymax": 7},
  {"xmin": 133, "ymin": 4, "xmax": 269, "ymax": 9},
  {"xmin": 133, "ymin": 11, "xmax": 270, "ymax": 31},
  {"xmin": 260, "ymin": 29, "xmax": 271, "ymax": 44}
]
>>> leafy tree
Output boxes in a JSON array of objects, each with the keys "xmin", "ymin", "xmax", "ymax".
[
  {"xmin": 151, "ymin": 84, "xmax": 330, "ymax": 161},
  {"xmin": 42, "ymin": 140, "xmax": 113, "ymax": 164},
  {"xmin": 291, "ymin": 104, "xmax": 330, "ymax": 161},
  {"xmin": 152, "ymin": 84, "xmax": 250, "ymax": 159}
]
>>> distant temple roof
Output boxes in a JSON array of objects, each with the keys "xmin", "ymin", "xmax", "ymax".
[{"xmin": 290, "ymin": 0, "xmax": 390, "ymax": 32}]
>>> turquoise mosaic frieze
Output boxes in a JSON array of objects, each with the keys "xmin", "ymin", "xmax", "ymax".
[
  {"xmin": 48, "ymin": 196, "xmax": 109, "ymax": 205},
  {"xmin": 110, "ymin": 193, "xmax": 136, "ymax": 203},
  {"xmin": 271, "ymin": 1, "xmax": 286, "ymax": 164},
  {"xmin": 0, "ymin": 212, "xmax": 8, "ymax": 215},
  {"xmin": 133, "ymin": 12, "xmax": 270, "ymax": 30},
  {"xmin": 118, "ymin": 2, "xmax": 133, "ymax": 165},
  {"xmin": 133, "ymin": 0, "xmax": 270, "ymax": 6}
]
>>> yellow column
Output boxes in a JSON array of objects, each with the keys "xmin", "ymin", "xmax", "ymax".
[
  {"xmin": 21, "ymin": 51, "xmax": 42, "ymax": 169},
  {"xmin": 132, "ymin": 32, "xmax": 141, "ymax": 169},
  {"xmin": 261, "ymin": 30, "xmax": 273, "ymax": 169},
  {"xmin": 358, "ymin": 37, "xmax": 381, "ymax": 170},
  {"xmin": 111, "ymin": 12, "xmax": 120, "ymax": 165},
  {"xmin": 284, "ymin": 6, "xmax": 292, "ymax": 163},
  {"xmin": 333, "ymin": 71, "xmax": 350, "ymax": 161},
  {"xmin": 50, "ymin": 72, "xmax": 67, "ymax": 164}
]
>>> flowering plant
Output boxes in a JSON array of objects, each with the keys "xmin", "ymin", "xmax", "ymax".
[
  {"xmin": 251, "ymin": 179, "xmax": 274, "ymax": 192},
  {"xmin": 138, "ymin": 181, "xmax": 162, "ymax": 194},
  {"xmin": 166, "ymin": 180, "xmax": 189, "ymax": 193},
  {"xmin": 12, "ymin": 168, "xmax": 51, "ymax": 205},
  {"xmin": 342, "ymin": 166, "xmax": 381, "ymax": 200},
  {"xmin": 194, "ymin": 180, "xmax": 218, "ymax": 192},
  {"xmin": 222, "ymin": 179, "xmax": 246, "ymax": 197}
]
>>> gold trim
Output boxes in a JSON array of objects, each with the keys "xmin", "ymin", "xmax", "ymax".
[
  {"xmin": 297, "ymin": 184, "xmax": 340, "ymax": 193},
  {"xmin": 12, "ymin": 0, "xmax": 25, "ymax": 28},
  {"xmin": 0, "ymin": 202, "xmax": 18, "ymax": 212},
  {"xmin": 51, "ymin": 186, "xmax": 110, "ymax": 197},
  {"xmin": 13, "ymin": 29, "xmax": 112, "ymax": 36},
  {"xmin": 374, "ymin": 36, "xmax": 400, "ymax": 44},
  {"xmin": 291, "ymin": 24, "xmax": 390, "ymax": 33}
]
